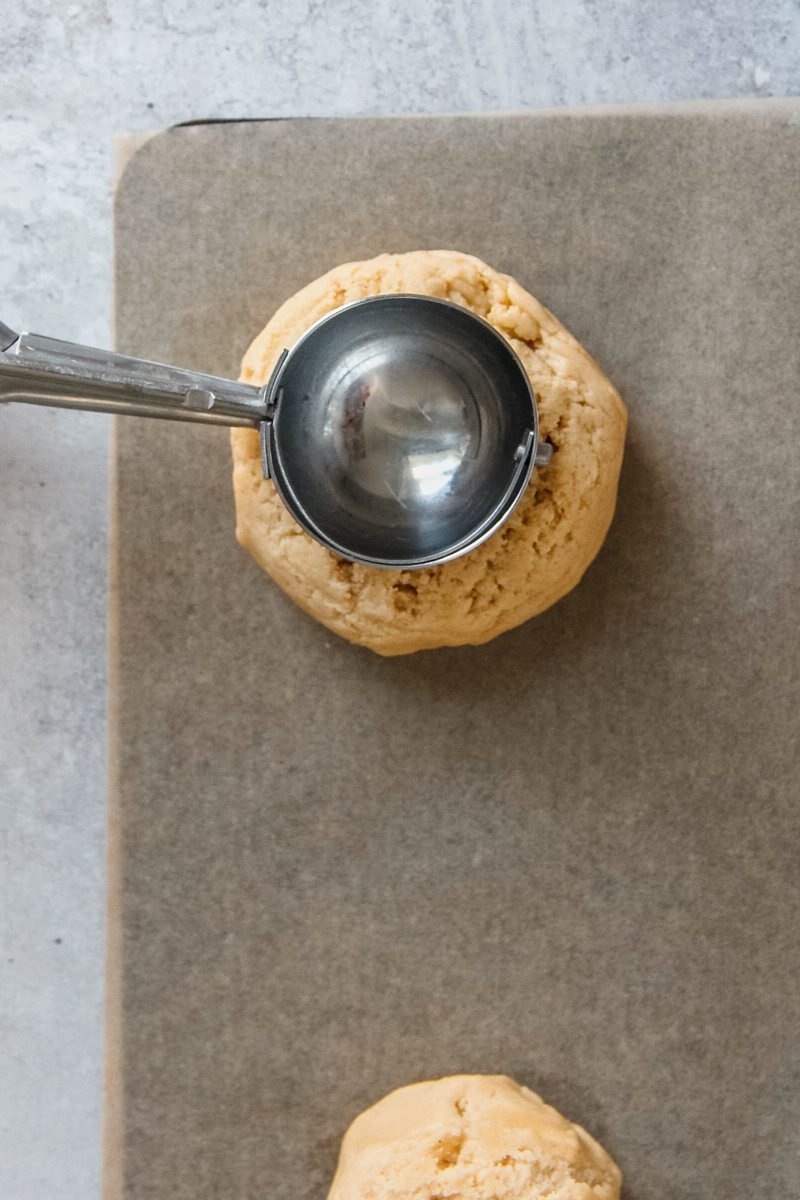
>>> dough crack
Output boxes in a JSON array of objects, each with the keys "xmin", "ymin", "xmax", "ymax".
[{"xmin": 434, "ymin": 1132, "xmax": 466, "ymax": 1169}]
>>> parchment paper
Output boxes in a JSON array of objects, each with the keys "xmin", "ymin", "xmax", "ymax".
[{"xmin": 108, "ymin": 101, "xmax": 800, "ymax": 1200}]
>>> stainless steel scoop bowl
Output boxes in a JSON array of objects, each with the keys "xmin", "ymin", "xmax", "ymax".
[{"xmin": 0, "ymin": 295, "xmax": 552, "ymax": 569}]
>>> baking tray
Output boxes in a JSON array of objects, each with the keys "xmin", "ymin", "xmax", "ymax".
[{"xmin": 107, "ymin": 101, "xmax": 800, "ymax": 1200}]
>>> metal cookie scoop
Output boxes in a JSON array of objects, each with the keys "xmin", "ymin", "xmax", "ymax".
[{"xmin": 0, "ymin": 295, "xmax": 552, "ymax": 569}]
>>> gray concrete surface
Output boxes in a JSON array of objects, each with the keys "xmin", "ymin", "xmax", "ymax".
[{"xmin": 0, "ymin": 3, "xmax": 798, "ymax": 1198}]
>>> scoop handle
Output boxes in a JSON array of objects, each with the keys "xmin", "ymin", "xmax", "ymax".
[{"xmin": 0, "ymin": 324, "xmax": 267, "ymax": 428}]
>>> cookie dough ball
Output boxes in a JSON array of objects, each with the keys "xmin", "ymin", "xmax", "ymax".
[
  {"xmin": 232, "ymin": 251, "xmax": 626, "ymax": 656},
  {"xmin": 328, "ymin": 1075, "xmax": 621, "ymax": 1200}
]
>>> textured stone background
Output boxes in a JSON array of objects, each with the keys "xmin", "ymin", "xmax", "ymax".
[{"xmin": 0, "ymin": 3, "xmax": 798, "ymax": 1198}]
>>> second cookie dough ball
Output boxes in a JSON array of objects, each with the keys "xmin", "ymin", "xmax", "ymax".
[{"xmin": 328, "ymin": 1075, "xmax": 621, "ymax": 1199}]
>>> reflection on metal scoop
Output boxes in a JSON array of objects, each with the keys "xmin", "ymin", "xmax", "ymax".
[
  {"xmin": 333, "ymin": 357, "xmax": 479, "ymax": 505},
  {"xmin": 0, "ymin": 296, "xmax": 552, "ymax": 569}
]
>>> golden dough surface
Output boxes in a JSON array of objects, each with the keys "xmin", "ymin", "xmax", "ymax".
[
  {"xmin": 232, "ymin": 251, "xmax": 626, "ymax": 656},
  {"xmin": 327, "ymin": 1075, "xmax": 622, "ymax": 1200}
]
